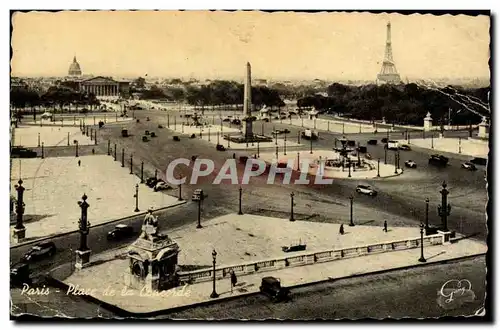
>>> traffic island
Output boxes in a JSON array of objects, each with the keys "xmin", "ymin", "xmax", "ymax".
[
  {"xmin": 14, "ymin": 125, "xmax": 94, "ymax": 148},
  {"xmin": 399, "ymin": 138, "xmax": 489, "ymax": 158},
  {"xmin": 48, "ymin": 213, "xmax": 486, "ymax": 315},
  {"xmin": 9, "ymin": 155, "xmax": 184, "ymax": 246}
]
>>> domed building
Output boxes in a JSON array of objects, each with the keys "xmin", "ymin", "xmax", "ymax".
[{"xmin": 68, "ymin": 56, "xmax": 82, "ymax": 76}]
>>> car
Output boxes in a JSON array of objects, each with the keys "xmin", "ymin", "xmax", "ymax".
[
  {"xmin": 356, "ymin": 146, "xmax": 367, "ymax": 153},
  {"xmin": 262, "ymin": 118, "xmax": 270, "ymax": 122},
  {"xmin": 259, "ymin": 277, "xmax": 290, "ymax": 302},
  {"xmin": 216, "ymin": 144, "xmax": 226, "ymax": 151},
  {"xmin": 429, "ymin": 154, "xmax": 449, "ymax": 167},
  {"xmin": 355, "ymin": 185, "xmax": 377, "ymax": 196},
  {"xmin": 381, "ymin": 138, "xmax": 388, "ymax": 144},
  {"xmin": 367, "ymin": 139, "xmax": 377, "ymax": 145},
  {"xmin": 222, "ymin": 118, "xmax": 231, "ymax": 122},
  {"xmin": 470, "ymin": 157, "xmax": 487, "ymax": 166},
  {"xmin": 11, "ymin": 146, "xmax": 37, "ymax": 158},
  {"xmin": 154, "ymin": 180, "xmax": 171, "ymax": 192},
  {"xmin": 399, "ymin": 144, "xmax": 411, "ymax": 151},
  {"xmin": 21, "ymin": 242, "xmax": 56, "ymax": 262},
  {"xmin": 347, "ymin": 140, "xmax": 356, "ymax": 147},
  {"xmin": 231, "ymin": 119, "xmax": 241, "ymax": 125},
  {"xmin": 150, "ymin": 132, "xmax": 156, "ymax": 138},
  {"xmin": 145, "ymin": 130, "xmax": 150, "ymax": 135},
  {"xmin": 173, "ymin": 136, "xmax": 180, "ymax": 141},
  {"xmin": 461, "ymin": 162, "xmax": 477, "ymax": 171},
  {"xmin": 158, "ymin": 124, "xmax": 164, "ymax": 129},
  {"xmin": 10, "ymin": 262, "xmax": 31, "ymax": 286},
  {"xmin": 107, "ymin": 224, "xmax": 134, "ymax": 241},
  {"xmin": 282, "ymin": 243, "xmax": 307, "ymax": 253},
  {"xmin": 405, "ymin": 160, "xmax": 417, "ymax": 168},
  {"xmin": 142, "ymin": 136, "xmax": 149, "ymax": 142},
  {"xmin": 146, "ymin": 177, "xmax": 159, "ymax": 188},
  {"xmin": 40, "ymin": 112, "xmax": 53, "ymax": 119}
]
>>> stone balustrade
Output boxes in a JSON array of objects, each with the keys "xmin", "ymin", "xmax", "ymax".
[{"xmin": 177, "ymin": 233, "xmax": 444, "ymax": 285}]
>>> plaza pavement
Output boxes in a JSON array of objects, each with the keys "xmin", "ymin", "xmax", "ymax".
[
  {"xmin": 287, "ymin": 117, "xmax": 390, "ymax": 134},
  {"xmin": 400, "ymin": 137, "xmax": 489, "ymax": 158},
  {"xmin": 14, "ymin": 125, "xmax": 94, "ymax": 148},
  {"xmin": 257, "ymin": 149, "xmax": 402, "ymax": 180},
  {"xmin": 10, "ymin": 155, "xmax": 183, "ymax": 245},
  {"xmin": 55, "ymin": 213, "xmax": 487, "ymax": 314}
]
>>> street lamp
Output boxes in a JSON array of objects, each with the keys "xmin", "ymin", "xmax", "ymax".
[
  {"xmin": 384, "ymin": 146, "xmax": 387, "ymax": 165},
  {"xmin": 238, "ymin": 187, "xmax": 243, "ymax": 215},
  {"xmin": 107, "ymin": 140, "xmax": 110, "ymax": 156},
  {"xmin": 418, "ymin": 223, "xmax": 426, "ymax": 262},
  {"xmin": 178, "ymin": 182, "xmax": 183, "ymax": 201},
  {"xmin": 41, "ymin": 142, "xmax": 44, "ymax": 159},
  {"xmin": 394, "ymin": 151, "xmax": 398, "ymax": 174},
  {"xmin": 140, "ymin": 161, "xmax": 144, "ymax": 183},
  {"xmin": 13, "ymin": 179, "xmax": 26, "ymax": 240},
  {"xmin": 284, "ymin": 131, "xmax": 287, "ymax": 155},
  {"xmin": 425, "ymin": 198, "xmax": 430, "ymax": 234},
  {"xmin": 437, "ymin": 181, "xmax": 451, "ymax": 232},
  {"xmin": 210, "ymin": 249, "xmax": 219, "ymax": 299},
  {"xmin": 121, "ymin": 149, "xmax": 125, "ymax": 167},
  {"xmin": 275, "ymin": 145, "xmax": 278, "ymax": 160},
  {"xmin": 130, "ymin": 154, "xmax": 133, "ymax": 174},
  {"xmin": 349, "ymin": 196, "xmax": 354, "ymax": 226},
  {"xmin": 37, "ymin": 133, "xmax": 40, "ymax": 147},
  {"xmin": 114, "ymin": 144, "xmax": 117, "ymax": 161},
  {"xmin": 197, "ymin": 190, "xmax": 204, "ymax": 228},
  {"xmin": 348, "ymin": 159, "xmax": 352, "ymax": 178},
  {"xmin": 309, "ymin": 136, "xmax": 313, "ymax": 154},
  {"xmin": 377, "ymin": 158, "xmax": 380, "ymax": 177},
  {"xmin": 290, "ymin": 192, "xmax": 295, "ymax": 221},
  {"xmin": 133, "ymin": 184, "xmax": 140, "ymax": 212}
]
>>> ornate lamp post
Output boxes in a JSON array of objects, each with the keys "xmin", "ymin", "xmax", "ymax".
[
  {"xmin": 348, "ymin": 158, "xmax": 352, "ymax": 178},
  {"xmin": 257, "ymin": 141, "xmax": 260, "ymax": 158},
  {"xmin": 290, "ymin": 192, "xmax": 295, "ymax": 222},
  {"xmin": 178, "ymin": 182, "xmax": 183, "ymax": 201},
  {"xmin": 140, "ymin": 161, "xmax": 144, "ymax": 183},
  {"xmin": 130, "ymin": 154, "xmax": 133, "ymax": 174},
  {"xmin": 76, "ymin": 194, "xmax": 91, "ymax": 269},
  {"xmin": 437, "ymin": 181, "xmax": 451, "ymax": 232},
  {"xmin": 41, "ymin": 142, "xmax": 44, "ymax": 159},
  {"xmin": 121, "ymin": 149, "xmax": 125, "ymax": 167},
  {"xmin": 167, "ymin": 114, "xmax": 170, "ymax": 127},
  {"xmin": 238, "ymin": 187, "xmax": 243, "ymax": 215},
  {"xmin": 384, "ymin": 146, "xmax": 387, "ymax": 164},
  {"xmin": 37, "ymin": 133, "xmax": 40, "ymax": 147},
  {"xmin": 13, "ymin": 179, "xmax": 26, "ymax": 241},
  {"xmin": 297, "ymin": 132, "xmax": 301, "ymax": 144},
  {"xmin": 425, "ymin": 198, "xmax": 430, "ymax": 234},
  {"xmin": 210, "ymin": 249, "xmax": 219, "ymax": 299},
  {"xmin": 349, "ymin": 196, "xmax": 354, "ymax": 226},
  {"xmin": 394, "ymin": 151, "xmax": 398, "ymax": 174},
  {"xmin": 275, "ymin": 145, "xmax": 278, "ymax": 160},
  {"xmin": 458, "ymin": 136, "xmax": 462, "ymax": 154},
  {"xmin": 377, "ymin": 158, "xmax": 381, "ymax": 177},
  {"xmin": 133, "ymin": 184, "xmax": 140, "ymax": 212},
  {"xmin": 197, "ymin": 191, "xmax": 204, "ymax": 229},
  {"xmin": 114, "ymin": 144, "xmax": 117, "ymax": 161},
  {"xmin": 418, "ymin": 223, "xmax": 426, "ymax": 263},
  {"xmin": 74, "ymin": 140, "xmax": 79, "ymax": 157},
  {"xmin": 107, "ymin": 140, "xmax": 110, "ymax": 156}
]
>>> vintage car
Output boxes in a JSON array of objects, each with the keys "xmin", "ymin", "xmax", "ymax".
[
  {"xmin": 355, "ymin": 184, "xmax": 377, "ymax": 197},
  {"xmin": 154, "ymin": 180, "xmax": 171, "ymax": 192},
  {"xmin": 461, "ymin": 162, "xmax": 477, "ymax": 171},
  {"xmin": 367, "ymin": 139, "xmax": 378, "ymax": 145},
  {"xmin": 259, "ymin": 277, "xmax": 290, "ymax": 302},
  {"xmin": 428, "ymin": 154, "xmax": 449, "ymax": 167},
  {"xmin": 11, "ymin": 146, "xmax": 37, "ymax": 158},
  {"xmin": 107, "ymin": 224, "xmax": 134, "ymax": 241},
  {"xmin": 399, "ymin": 144, "xmax": 412, "ymax": 151},
  {"xmin": 282, "ymin": 243, "xmax": 307, "ymax": 253},
  {"xmin": 21, "ymin": 242, "xmax": 56, "ymax": 262},
  {"xmin": 216, "ymin": 144, "xmax": 226, "ymax": 151},
  {"xmin": 405, "ymin": 160, "xmax": 417, "ymax": 168}
]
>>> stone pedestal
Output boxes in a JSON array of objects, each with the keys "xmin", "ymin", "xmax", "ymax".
[
  {"xmin": 478, "ymin": 117, "xmax": 489, "ymax": 139},
  {"xmin": 423, "ymin": 112, "xmax": 433, "ymax": 131},
  {"xmin": 438, "ymin": 230, "xmax": 453, "ymax": 245},
  {"xmin": 75, "ymin": 249, "xmax": 92, "ymax": 269},
  {"xmin": 12, "ymin": 227, "xmax": 26, "ymax": 243},
  {"xmin": 125, "ymin": 233, "xmax": 180, "ymax": 292}
]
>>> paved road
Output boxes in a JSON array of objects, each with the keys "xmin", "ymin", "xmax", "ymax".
[
  {"xmin": 161, "ymin": 256, "xmax": 487, "ymax": 320},
  {"xmin": 11, "ymin": 256, "xmax": 486, "ymax": 319}
]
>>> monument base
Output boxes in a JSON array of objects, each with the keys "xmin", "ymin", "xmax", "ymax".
[
  {"xmin": 12, "ymin": 227, "xmax": 26, "ymax": 243},
  {"xmin": 75, "ymin": 249, "xmax": 92, "ymax": 269},
  {"xmin": 438, "ymin": 230, "xmax": 453, "ymax": 245}
]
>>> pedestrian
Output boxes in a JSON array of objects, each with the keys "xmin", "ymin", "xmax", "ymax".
[
  {"xmin": 383, "ymin": 220, "xmax": 388, "ymax": 232},
  {"xmin": 232, "ymin": 153, "xmax": 236, "ymax": 159},
  {"xmin": 230, "ymin": 270, "xmax": 237, "ymax": 294},
  {"xmin": 92, "ymin": 148, "xmax": 95, "ymax": 154},
  {"xmin": 339, "ymin": 224, "xmax": 344, "ymax": 235},
  {"xmin": 78, "ymin": 160, "xmax": 81, "ymax": 167}
]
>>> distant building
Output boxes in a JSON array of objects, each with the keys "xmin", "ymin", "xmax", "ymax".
[
  {"xmin": 68, "ymin": 56, "xmax": 82, "ymax": 77},
  {"xmin": 80, "ymin": 76, "xmax": 130, "ymax": 98}
]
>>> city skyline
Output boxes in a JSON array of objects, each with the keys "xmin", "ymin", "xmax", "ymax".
[{"xmin": 11, "ymin": 11, "xmax": 490, "ymax": 81}]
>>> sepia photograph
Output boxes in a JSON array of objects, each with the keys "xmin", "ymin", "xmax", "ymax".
[{"xmin": 8, "ymin": 8, "xmax": 491, "ymax": 321}]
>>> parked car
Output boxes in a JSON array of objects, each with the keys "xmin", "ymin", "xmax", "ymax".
[
  {"xmin": 158, "ymin": 124, "xmax": 163, "ymax": 129},
  {"xmin": 355, "ymin": 184, "xmax": 377, "ymax": 196},
  {"xmin": 107, "ymin": 224, "xmax": 134, "ymax": 241},
  {"xmin": 461, "ymin": 162, "xmax": 477, "ymax": 171},
  {"xmin": 142, "ymin": 136, "xmax": 149, "ymax": 142},
  {"xmin": 145, "ymin": 130, "xmax": 150, "ymax": 135},
  {"xmin": 173, "ymin": 136, "xmax": 180, "ymax": 141},
  {"xmin": 405, "ymin": 160, "xmax": 417, "ymax": 168},
  {"xmin": 470, "ymin": 157, "xmax": 487, "ymax": 166},
  {"xmin": 146, "ymin": 177, "xmax": 158, "ymax": 188},
  {"xmin": 11, "ymin": 146, "xmax": 37, "ymax": 158},
  {"xmin": 259, "ymin": 277, "xmax": 290, "ymax": 302},
  {"xmin": 216, "ymin": 144, "xmax": 226, "ymax": 151},
  {"xmin": 272, "ymin": 129, "xmax": 291, "ymax": 135},
  {"xmin": 399, "ymin": 144, "xmax": 411, "ymax": 151},
  {"xmin": 429, "ymin": 154, "xmax": 449, "ymax": 167},
  {"xmin": 231, "ymin": 119, "xmax": 241, "ymax": 125},
  {"xmin": 150, "ymin": 132, "xmax": 156, "ymax": 138},
  {"xmin": 154, "ymin": 180, "xmax": 171, "ymax": 192},
  {"xmin": 282, "ymin": 243, "xmax": 307, "ymax": 252},
  {"xmin": 21, "ymin": 242, "xmax": 56, "ymax": 262},
  {"xmin": 10, "ymin": 262, "xmax": 31, "ymax": 286},
  {"xmin": 367, "ymin": 139, "xmax": 377, "ymax": 145}
]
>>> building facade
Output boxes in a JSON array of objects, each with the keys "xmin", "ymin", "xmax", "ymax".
[
  {"xmin": 79, "ymin": 76, "xmax": 130, "ymax": 98},
  {"xmin": 68, "ymin": 56, "xmax": 82, "ymax": 76}
]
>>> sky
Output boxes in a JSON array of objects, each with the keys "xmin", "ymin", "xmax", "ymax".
[{"xmin": 10, "ymin": 11, "xmax": 490, "ymax": 81}]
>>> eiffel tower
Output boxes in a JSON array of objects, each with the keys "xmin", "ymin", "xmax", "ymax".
[{"xmin": 377, "ymin": 22, "xmax": 401, "ymax": 84}]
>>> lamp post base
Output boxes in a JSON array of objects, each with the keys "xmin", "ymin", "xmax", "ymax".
[
  {"xmin": 238, "ymin": 210, "xmax": 243, "ymax": 215},
  {"xmin": 75, "ymin": 249, "xmax": 92, "ymax": 269},
  {"xmin": 134, "ymin": 208, "xmax": 140, "ymax": 212},
  {"xmin": 196, "ymin": 224, "xmax": 202, "ymax": 229},
  {"xmin": 349, "ymin": 223, "xmax": 355, "ymax": 227},
  {"xmin": 12, "ymin": 227, "xmax": 26, "ymax": 243},
  {"xmin": 210, "ymin": 291, "xmax": 219, "ymax": 299},
  {"xmin": 418, "ymin": 256, "xmax": 427, "ymax": 263}
]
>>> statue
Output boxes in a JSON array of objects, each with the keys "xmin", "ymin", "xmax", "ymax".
[{"xmin": 141, "ymin": 208, "xmax": 159, "ymax": 240}]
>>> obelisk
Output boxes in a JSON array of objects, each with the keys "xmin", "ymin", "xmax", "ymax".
[{"xmin": 243, "ymin": 62, "xmax": 253, "ymax": 139}]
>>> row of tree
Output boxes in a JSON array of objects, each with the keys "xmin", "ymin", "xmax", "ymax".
[{"xmin": 297, "ymin": 83, "xmax": 490, "ymax": 126}]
